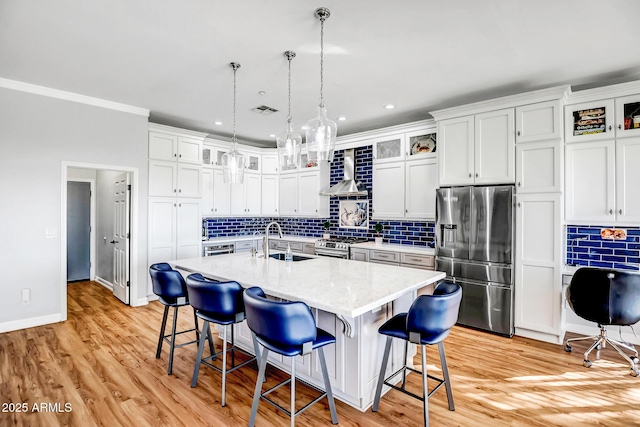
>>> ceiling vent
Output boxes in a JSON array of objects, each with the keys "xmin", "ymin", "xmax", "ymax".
[{"xmin": 251, "ymin": 105, "xmax": 279, "ymax": 115}]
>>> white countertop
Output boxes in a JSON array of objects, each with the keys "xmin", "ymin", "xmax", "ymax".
[
  {"xmin": 202, "ymin": 235, "xmax": 318, "ymax": 245},
  {"xmin": 351, "ymin": 241, "xmax": 436, "ymax": 256},
  {"xmin": 171, "ymin": 252, "xmax": 445, "ymax": 318}
]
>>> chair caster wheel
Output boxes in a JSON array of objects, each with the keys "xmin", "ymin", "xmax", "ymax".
[
  {"xmin": 564, "ymin": 344, "xmax": 572, "ymax": 353},
  {"xmin": 583, "ymin": 359, "xmax": 592, "ymax": 368},
  {"xmin": 632, "ymin": 357, "xmax": 639, "ymax": 365},
  {"xmin": 631, "ymin": 368, "xmax": 639, "ymax": 377}
]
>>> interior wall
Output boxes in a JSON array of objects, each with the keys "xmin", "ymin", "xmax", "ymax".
[
  {"xmin": 0, "ymin": 87, "xmax": 149, "ymax": 327},
  {"xmin": 68, "ymin": 168, "xmax": 96, "ymax": 181},
  {"xmin": 95, "ymin": 170, "xmax": 121, "ymax": 284}
]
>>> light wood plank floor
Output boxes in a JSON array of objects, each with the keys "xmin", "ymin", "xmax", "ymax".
[{"xmin": 1, "ymin": 281, "xmax": 640, "ymax": 426}]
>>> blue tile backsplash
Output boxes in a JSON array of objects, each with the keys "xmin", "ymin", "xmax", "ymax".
[
  {"xmin": 566, "ymin": 225, "xmax": 640, "ymax": 271},
  {"xmin": 204, "ymin": 146, "xmax": 435, "ymax": 246}
]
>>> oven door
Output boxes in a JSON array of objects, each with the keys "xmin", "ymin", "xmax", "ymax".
[{"xmin": 314, "ymin": 248, "xmax": 348, "ymax": 259}]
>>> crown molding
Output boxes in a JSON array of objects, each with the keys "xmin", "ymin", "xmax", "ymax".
[
  {"xmin": 430, "ymin": 85, "xmax": 571, "ymax": 121},
  {"xmin": 0, "ymin": 77, "xmax": 150, "ymax": 117},
  {"xmin": 148, "ymin": 122, "xmax": 209, "ymax": 139},
  {"xmin": 336, "ymin": 119, "xmax": 436, "ymax": 148},
  {"xmin": 565, "ymin": 80, "xmax": 640, "ymax": 105}
]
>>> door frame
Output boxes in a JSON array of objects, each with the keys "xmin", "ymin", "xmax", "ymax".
[
  {"xmin": 66, "ymin": 178, "xmax": 96, "ymax": 281},
  {"xmin": 61, "ymin": 162, "xmax": 140, "ymax": 321}
]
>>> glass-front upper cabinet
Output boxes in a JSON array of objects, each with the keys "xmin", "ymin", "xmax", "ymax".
[
  {"xmin": 246, "ymin": 153, "xmax": 260, "ymax": 173},
  {"xmin": 300, "ymin": 152, "xmax": 318, "ymax": 169},
  {"xmin": 372, "ymin": 134, "xmax": 404, "ymax": 163},
  {"xmin": 405, "ymin": 130, "xmax": 437, "ymax": 160},
  {"xmin": 565, "ymin": 99, "xmax": 615, "ymax": 143},
  {"xmin": 615, "ymin": 94, "xmax": 640, "ymax": 138}
]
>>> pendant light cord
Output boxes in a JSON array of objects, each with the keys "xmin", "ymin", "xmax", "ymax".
[
  {"xmin": 319, "ymin": 15, "xmax": 325, "ymax": 108},
  {"xmin": 232, "ymin": 64, "xmax": 237, "ymax": 147},
  {"xmin": 287, "ymin": 54, "xmax": 292, "ymax": 123}
]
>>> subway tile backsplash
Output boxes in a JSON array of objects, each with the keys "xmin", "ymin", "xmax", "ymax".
[
  {"xmin": 204, "ymin": 146, "xmax": 435, "ymax": 247},
  {"xmin": 566, "ymin": 225, "xmax": 640, "ymax": 271}
]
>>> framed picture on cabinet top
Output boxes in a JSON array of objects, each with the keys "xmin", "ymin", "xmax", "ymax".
[{"xmin": 339, "ymin": 201, "xmax": 369, "ymax": 229}]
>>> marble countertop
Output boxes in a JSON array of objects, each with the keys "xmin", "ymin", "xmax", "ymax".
[
  {"xmin": 171, "ymin": 252, "xmax": 445, "ymax": 318},
  {"xmin": 351, "ymin": 241, "xmax": 436, "ymax": 256},
  {"xmin": 202, "ymin": 235, "xmax": 318, "ymax": 245}
]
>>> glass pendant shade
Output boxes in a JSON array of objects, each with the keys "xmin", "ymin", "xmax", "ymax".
[
  {"xmin": 277, "ymin": 121, "xmax": 302, "ymax": 169},
  {"xmin": 221, "ymin": 147, "xmax": 245, "ymax": 184},
  {"xmin": 305, "ymin": 105, "xmax": 337, "ymax": 162}
]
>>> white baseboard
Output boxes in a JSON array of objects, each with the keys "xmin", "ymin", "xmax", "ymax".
[
  {"xmin": 131, "ymin": 297, "xmax": 150, "ymax": 307},
  {"xmin": 515, "ymin": 327, "xmax": 564, "ymax": 345},
  {"xmin": 0, "ymin": 313, "xmax": 63, "ymax": 334},
  {"xmin": 147, "ymin": 294, "xmax": 159, "ymax": 303},
  {"xmin": 566, "ymin": 322, "xmax": 640, "ymax": 345},
  {"xmin": 94, "ymin": 276, "xmax": 113, "ymax": 291}
]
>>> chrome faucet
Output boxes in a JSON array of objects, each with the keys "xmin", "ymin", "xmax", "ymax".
[{"xmin": 263, "ymin": 221, "xmax": 283, "ymax": 258}]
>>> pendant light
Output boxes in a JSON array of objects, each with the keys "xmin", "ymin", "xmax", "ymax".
[
  {"xmin": 305, "ymin": 7, "xmax": 337, "ymax": 163},
  {"xmin": 277, "ymin": 51, "xmax": 302, "ymax": 169},
  {"xmin": 221, "ymin": 62, "xmax": 246, "ymax": 184}
]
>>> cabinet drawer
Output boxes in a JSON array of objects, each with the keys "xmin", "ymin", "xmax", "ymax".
[
  {"xmin": 234, "ymin": 240, "xmax": 255, "ymax": 252},
  {"xmin": 400, "ymin": 253, "xmax": 434, "ymax": 269},
  {"xmin": 370, "ymin": 250, "xmax": 399, "ymax": 263},
  {"xmin": 275, "ymin": 241, "xmax": 303, "ymax": 252}
]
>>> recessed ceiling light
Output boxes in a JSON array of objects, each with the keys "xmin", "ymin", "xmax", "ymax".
[
  {"xmin": 258, "ymin": 91, "xmax": 266, "ymax": 96},
  {"xmin": 269, "ymin": 134, "xmax": 276, "ymax": 138},
  {"xmin": 384, "ymin": 104, "xmax": 395, "ymax": 109},
  {"xmin": 301, "ymin": 125, "xmax": 309, "ymax": 130},
  {"xmin": 337, "ymin": 116, "xmax": 347, "ymax": 121},
  {"xmin": 214, "ymin": 121, "xmax": 222, "ymax": 125}
]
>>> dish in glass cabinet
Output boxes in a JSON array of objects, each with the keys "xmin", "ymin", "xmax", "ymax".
[{"xmin": 410, "ymin": 135, "xmax": 436, "ymax": 154}]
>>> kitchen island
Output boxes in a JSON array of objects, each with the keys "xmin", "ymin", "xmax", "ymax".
[{"xmin": 171, "ymin": 252, "xmax": 445, "ymax": 411}]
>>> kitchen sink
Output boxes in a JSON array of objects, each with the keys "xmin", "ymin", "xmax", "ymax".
[{"xmin": 268, "ymin": 253, "xmax": 314, "ymax": 262}]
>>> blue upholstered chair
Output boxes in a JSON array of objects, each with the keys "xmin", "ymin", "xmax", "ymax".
[
  {"xmin": 565, "ymin": 267, "xmax": 640, "ymax": 376},
  {"xmin": 185, "ymin": 273, "xmax": 258, "ymax": 406},
  {"xmin": 149, "ymin": 263, "xmax": 205, "ymax": 375},
  {"xmin": 243, "ymin": 286, "xmax": 338, "ymax": 427},
  {"xmin": 372, "ymin": 282, "xmax": 462, "ymax": 427}
]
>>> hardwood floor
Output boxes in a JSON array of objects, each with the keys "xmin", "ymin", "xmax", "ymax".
[{"xmin": 1, "ymin": 281, "xmax": 640, "ymax": 426}]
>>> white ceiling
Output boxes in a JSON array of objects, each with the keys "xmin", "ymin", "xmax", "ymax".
[{"xmin": 2, "ymin": 1, "xmax": 640, "ymax": 148}]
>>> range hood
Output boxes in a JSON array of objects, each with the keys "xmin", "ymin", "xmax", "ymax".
[{"xmin": 320, "ymin": 148, "xmax": 369, "ymax": 197}]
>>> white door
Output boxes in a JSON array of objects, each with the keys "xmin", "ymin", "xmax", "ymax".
[
  {"xmin": 438, "ymin": 115, "xmax": 474, "ymax": 186},
  {"xmin": 230, "ymin": 181, "xmax": 246, "ymax": 215},
  {"xmin": 372, "ymin": 162, "xmax": 405, "ymax": 219},
  {"xmin": 212, "ymin": 169, "xmax": 230, "ymax": 216},
  {"xmin": 475, "ymin": 108, "xmax": 515, "ymax": 184},
  {"xmin": 279, "ymin": 174, "xmax": 298, "ymax": 216},
  {"xmin": 113, "ymin": 173, "xmax": 130, "ymax": 305},
  {"xmin": 298, "ymin": 171, "xmax": 320, "ymax": 216},
  {"xmin": 176, "ymin": 200, "xmax": 201, "ymax": 259},
  {"xmin": 405, "ymin": 158, "xmax": 438, "ymax": 219},
  {"xmin": 261, "ymin": 175, "xmax": 279, "ymax": 216},
  {"xmin": 201, "ymin": 167, "xmax": 214, "ymax": 215},
  {"xmin": 515, "ymin": 100, "xmax": 562, "ymax": 143},
  {"xmin": 516, "ymin": 140, "xmax": 562, "ymax": 193},
  {"xmin": 244, "ymin": 173, "xmax": 262, "ymax": 215},
  {"xmin": 616, "ymin": 137, "xmax": 640, "ymax": 222}
]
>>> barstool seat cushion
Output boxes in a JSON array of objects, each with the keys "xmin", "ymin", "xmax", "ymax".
[
  {"xmin": 157, "ymin": 295, "xmax": 190, "ymax": 307},
  {"xmin": 254, "ymin": 327, "xmax": 335, "ymax": 357},
  {"xmin": 379, "ymin": 313, "xmax": 451, "ymax": 345},
  {"xmin": 196, "ymin": 310, "xmax": 244, "ymax": 325}
]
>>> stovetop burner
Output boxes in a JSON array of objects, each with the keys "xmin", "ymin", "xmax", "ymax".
[{"xmin": 317, "ymin": 237, "xmax": 368, "ymax": 244}]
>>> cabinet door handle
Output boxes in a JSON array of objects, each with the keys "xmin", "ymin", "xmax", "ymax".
[
  {"xmin": 174, "ymin": 153, "xmax": 177, "ymax": 157},
  {"xmin": 179, "ymin": 189, "xmax": 182, "ymax": 193},
  {"xmin": 619, "ymin": 209, "xmax": 623, "ymax": 215},
  {"xmin": 211, "ymin": 208, "xmax": 213, "ymax": 212},
  {"xmin": 316, "ymin": 209, "xmax": 318, "ymax": 212},
  {"xmin": 517, "ymin": 202, "xmax": 521, "ymax": 207},
  {"xmin": 475, "ymin": 173, "xmax": 479, "ymax": 178},
  {"xmin": 468, "ymin": 173, "xmax": 472, "ymax": 178},
  {"xmin": 608, "ymin": 125, "xmax": 612, "ymax": 131},
  {"xmin": 179, "ymin": 203, "xmax": 182, "ymax": 207},
  {"xmin": 174, "ymin": 189, "xmax": 177, "ymax": 193},
  {"xmin": 517, "ymin": 182, "xmax": 521, "ymax": 187},
  {"xmin": 174, "ymin": 203, "xmax": 176, "ymax": 207},
  {"xmin": 406, "ymin": 209, "xmax": 408, "ymax": 213},
  {"xmin": 517, "ymin": 130, "xmax": 521, "ymax": 136},
  {"xmin": 619, "ymin": 124, "xmax": 622, "ymax": 130},
  {"xmin": 179, "ymin": 154, "xmax": 182, "ymax": 158},
  {"xmin": 609, "ymin": 209, "xmax": 613, "ymax": 214}
]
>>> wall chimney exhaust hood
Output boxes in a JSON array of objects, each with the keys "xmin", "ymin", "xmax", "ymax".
[{"xmin": 320, "ymin": 148, "xmax": 369, "ymax": 197}]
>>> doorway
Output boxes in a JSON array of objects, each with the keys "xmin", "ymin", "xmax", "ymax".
[
  {"xmin": 67, "ymin": 181, "xmax": 93, "ymax": 282},
  {"xmin": 61, "ymin": 162, "xmax": 140, "ymax": 321}
]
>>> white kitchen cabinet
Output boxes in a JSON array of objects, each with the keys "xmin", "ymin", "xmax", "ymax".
[
  {"xmin": 149, "ymin": 160, "xmax": 202, "ymax": 198},
  {"xmin": 372, "ymin": 134, "xmax": 404, "ymax": 164},
  {"xmin": 201, "ymin": 167, "xmax": 214, "ymax": 215},
  {"xmin": 514, "ymin": 193, "xmax": 563, "ymax": 343},
  {"xmin": 515, "ymin": 100, "xmax": 562, "ymax": 143},
  {"xmin": 148, "ymin": 197, "xmax": 201, "ymax": 266},
  {"xmin": 279, "ymin": 174, "xmax": 298, "ymax": 216},
  {"xmin": 474, "ymin": 108, "xmax": 515, "ymax": 185},
  {"xmin": 438, "ymin": 109, "xmax": 514, "ymax": 186},
  {"xmin": 372, "ymin": 162, "xmax": 405, "ymax": 219},
  {"xmin": 245, "ymin": 173, "xmax": 261, "ymax": 215},
  {"xmin": 405, "ymin": 129, "xmax": 437, "ymax": 160},
  {"xmin": 565, "ymin": 140, "xmax": 615, "ymax": 223},
  {"xmin": 615, "ymin": 94, "xmax": 640, "ymax": 138},
  {"xmin": 212, "ymin": 168, "xmax": 231, "ymax": 216},
  {"xmin": 405, "ymin": 158, "xmax": 438, "ymax": 219},
  {"xmin": 516, "ymin": 140, "xmax": 562, "ymax": 193},
  {"xmin": 615, "ymin": 137, "xmax": 640, "ymax": 222},
  {"xmin": 278, "ymin": 164, "xmax": 330, "ymax": 217},
  {"xmin": 438, "ymin": 115, "xmax": 475, "ymax": 186},
  {"xmin": 565, "ymin": 99, "xmax": 616, "ymax": 143},
  {"xmin": 244, "ymin": 152, "xmax": 261, "ymax": 174},
  {"xmin": 149, "ymin": 131, "xmax": 202, "ymax": 164},
  {"xmin": 350, "ymin": 248, "xmax": 369, "ymax": 262},
  {"xmin": 262, "ymin": 153, "xmax": 279, "ymax": 174},
  {"xmin": 261, "ymin": 174, "xmax": 279, "ymax": 216}
]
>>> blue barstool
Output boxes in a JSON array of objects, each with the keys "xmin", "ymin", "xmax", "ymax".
[
  {"xmin": 243, "ymin": 286, "xmax": 338, "ymax": 427},
  {"xmin": 149, "ymin": 263, "xmax": 208, "ymax": 375},
  {"xmin": 372, "ymin": 282, "xmax": 462, "ymax": 427},
  {"xmin": 186, "ymin": 273, "xmax": 259, "ymax": 406}
]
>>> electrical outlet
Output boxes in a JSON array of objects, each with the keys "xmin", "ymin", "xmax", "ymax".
[{"xmin": 21, "ymin": 288, "xmax": 30, "ymax": 305}]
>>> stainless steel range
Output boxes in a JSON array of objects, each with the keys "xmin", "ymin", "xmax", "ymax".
[{"xmin": 314, "ymin": 237, "xmax": 368, "ymax": 259}]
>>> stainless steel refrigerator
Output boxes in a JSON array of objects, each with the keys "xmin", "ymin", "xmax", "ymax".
[{"xmin": 435, "ymin": 185, "xmax": 515, "ymax": 337}]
